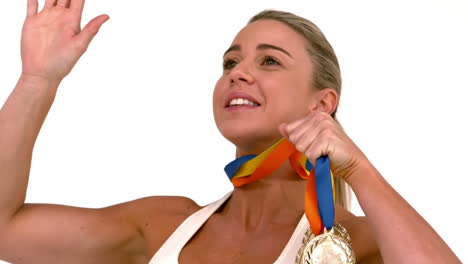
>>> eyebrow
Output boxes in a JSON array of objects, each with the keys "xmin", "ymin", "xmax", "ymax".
[{"xmin": 223, "ymin": 43, "xmax": 293, "ymax": 58}]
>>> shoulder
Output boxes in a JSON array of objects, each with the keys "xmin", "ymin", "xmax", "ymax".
[
  {"xmin": 122, "ymin": 195, "xmax": 202, "ymax": 233},
  {"xmin": 117, "ymin": 195, "xmax": 202, "ymax": 254},
  {"xmin": 335, "ymin": 206, "xmax": 383, "ymax": 264},
  {"xmin": 124, "ymin": 195, "xmax": 201, "ymax": 217},
  {"xmin": 103, "ymin": 195, "xmax": 201, "ymax": 224}
]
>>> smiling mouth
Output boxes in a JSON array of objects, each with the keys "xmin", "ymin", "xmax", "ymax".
[{"xmin": 226, "ymin": 98, "xmax": 261, "ymax": 108}]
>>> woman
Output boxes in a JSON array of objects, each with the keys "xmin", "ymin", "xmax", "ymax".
[{"xmin": 0, "ymin": 0, "xmax": 462, "ymax": 263}]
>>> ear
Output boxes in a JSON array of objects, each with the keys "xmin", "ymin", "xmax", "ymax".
[{"xmin": 309, "ymin": 88, "xmax": 338, "ymax": 115}]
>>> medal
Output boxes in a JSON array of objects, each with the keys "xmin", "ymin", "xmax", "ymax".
[
  {"xmin": 296, "ymin": 156, "xmax": 355, "ymax": 264},
  {"xmin": 296, "ymin": 224, "xmax": 355, "ymax": 264},
  {"xmin": 224, "ymin": 138, "xmax": 356, "ymax": 263}
]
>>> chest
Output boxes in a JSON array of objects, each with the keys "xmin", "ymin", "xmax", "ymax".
[
  {"xmin": 178, "ymin": 220, "xmax": 297, "ymax": 264},
  {"xmin": 177, "ymin": 223, "xmax": 370, "ymax": 264}
]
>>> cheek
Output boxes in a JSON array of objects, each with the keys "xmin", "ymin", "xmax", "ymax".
[
  {"xmin": 265, "ymin": 77, "xmax": 304, "ymax": 104},
  {"xmin": 213, "ymin": 77, "xmax": 228, "ymax": 121},
  {"xmin": 265, "ymin": 80, "xmax": 312, "ymax": 121},
  {"xmin": 213, "ymin": 78, "xmax": 226, "ymax": 105}
]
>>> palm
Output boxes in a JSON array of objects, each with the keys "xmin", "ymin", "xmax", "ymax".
[{"xmin": 21, "ymin": 0, "xmax": 108, "ymax": 81}]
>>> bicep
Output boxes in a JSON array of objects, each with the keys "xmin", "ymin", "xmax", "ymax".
[{"xmin": 0, "ymin": 203, "xmax": 145, "ymax": 264}]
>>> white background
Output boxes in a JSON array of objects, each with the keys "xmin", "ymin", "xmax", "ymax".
[{"xmin": 1, "ymin": 0, "xmax": 467, "ymax": 263}]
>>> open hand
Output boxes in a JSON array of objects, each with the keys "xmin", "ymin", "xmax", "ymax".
[{"xmin": 21, "ymin": 0, "xmax": 109, "ymax": 82}]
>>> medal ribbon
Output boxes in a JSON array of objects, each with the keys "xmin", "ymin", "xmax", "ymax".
[{"xmin": 224, "ymin": 138, "xmax": 335, "ymax": 236}]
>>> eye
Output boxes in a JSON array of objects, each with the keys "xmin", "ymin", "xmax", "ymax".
[
  {"xmin": 223, "ymin": 59, "xmax": 238, "ymax": 70},
  {"xmin": 261, "ymin": 56, "xmax": 281, "ymax": 66}
]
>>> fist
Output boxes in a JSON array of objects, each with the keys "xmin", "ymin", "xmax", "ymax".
[{"xmin": 279, "ymin": 111, "xmax": 368, "ymax": 181}]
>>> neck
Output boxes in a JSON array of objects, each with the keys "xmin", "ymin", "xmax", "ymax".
[
  {"xmin": 234, "ymin": 135, "xmax": 282, "ymax": 157},
  {"xmin": 219, "ymin": 161, "xmax": 306, "ymax": 233}
]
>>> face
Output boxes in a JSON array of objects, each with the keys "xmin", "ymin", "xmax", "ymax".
[{"xmin": 213, "ymin": 19, "xmax": 319, "ymax": 154}]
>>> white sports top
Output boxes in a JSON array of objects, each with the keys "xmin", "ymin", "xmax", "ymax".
[{"xmin": 149, "ymin": 191, "xmax": 309, "ymax": 264}]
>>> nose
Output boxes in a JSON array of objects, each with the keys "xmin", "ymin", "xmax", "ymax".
[{"xmin": 229, "ymin": 62, "xmax": 254, "ymax": 84}]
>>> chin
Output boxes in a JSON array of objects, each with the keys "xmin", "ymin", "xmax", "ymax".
[{"xmin": 218, "ymin": 123, "xmax": 281, "ymax": 154}]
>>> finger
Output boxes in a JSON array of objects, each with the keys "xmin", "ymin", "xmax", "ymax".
[
  {"xmin": 303, "ymin": 130, "xmax": 330, "ymax": 166},
  {"xmin": 295, "ymin": 119, "xmax": 333, "ymax": 156},
  {"xmin": 70, "ymin": 0, "xmax": 85, "ymax": 17},
  {"xmin": 284, "ymin": 109, "xmax": 325, "ymax": 135},
  {"xmin": 56, "ymin": 0, "xmax": 71, "ymax": 8},
  {"xmin": 289, "ymin": 116, "xmax": 322, "ymax": 143},
  {"xmin": 74, "ymin": 15, "xmax": 109, "ymax": 52},
  {"xmin": 289, "ymin": 118, "xmax": 320, "ymax": 152},
  {"xmin": 71, "ymin": 0, "xmax": 86, "ymax": 28},
  {"xmin": 44, "ymin": 0, "xmax": 57, "ymax": 9},
  {"xmin": 278, "ymin": 123, "xmax": 288, "ymax": 138},
  {"xmin": 27, "ymin": 0, "xmax": 38, "ymax": 17},
  {"xmin": 287, "ymin": 111, "xmax": 327, "ymax": 143},
  {"xmin": 284, "ymin": 115, "xmax": 310, "ymax": 137}
]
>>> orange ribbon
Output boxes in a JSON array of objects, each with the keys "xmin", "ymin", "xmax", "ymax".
[{"xmin": 231, "ymin": 139, "xmax": 324, "ymax": 235}]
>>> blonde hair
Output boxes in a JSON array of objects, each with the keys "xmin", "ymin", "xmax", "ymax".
[{"xmin": 249, "ymin": 10, "xmax": 351, "ymax": 209}]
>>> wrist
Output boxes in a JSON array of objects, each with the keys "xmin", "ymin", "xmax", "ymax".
[
  {"xmin": 20, "ymin": 73, "xmax": 62, "ymax": 87},
  {"xmin": 345, "ymin": 159, "xmax": 380, "ymax": 191},
  {"xmin": 17, "ymin": 73, "xmax": 61, "ymax": 101}
]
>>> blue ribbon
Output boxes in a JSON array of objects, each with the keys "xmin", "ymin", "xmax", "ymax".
[
  {"xmin": 315, "ymin": 156, "xmax": 334, "ymax": 230},
  {"xmin": 224, "ymin": 147, "xmax": 335, "ymax": 231}
]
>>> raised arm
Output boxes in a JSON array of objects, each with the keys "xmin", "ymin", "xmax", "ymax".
[{"xmin": 0, "ymin": 1, "xmax": 147, "ymax": 263}]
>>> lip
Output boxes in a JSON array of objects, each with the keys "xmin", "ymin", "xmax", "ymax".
[
  {"xmin": 224, "ymin": 91, "xmax": 261, "ymax": 108},
  {"xmin": 225, "ymin": 105, "xmax": 259, "ymax": 112}
]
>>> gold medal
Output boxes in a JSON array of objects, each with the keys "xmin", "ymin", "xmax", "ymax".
[{"xmin": 296, "ymin": 223, "xmax": 355, "ymax": 264}]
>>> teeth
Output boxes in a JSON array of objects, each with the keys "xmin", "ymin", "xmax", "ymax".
[{"xmin": 229, "ymin": 98, "xmax": 259, "ymax": 106}]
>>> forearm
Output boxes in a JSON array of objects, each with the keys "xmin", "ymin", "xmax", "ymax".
[
  {"xmin": 0, "ymin": 74, "xmax": 60, "ymax": 226},
  {"xmin": 348, "ymin": 161, "xmax": 461, "ymax": 263}
]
